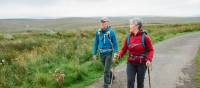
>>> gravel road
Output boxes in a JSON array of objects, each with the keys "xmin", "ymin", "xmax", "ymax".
[{"xmin": 88, "ymin": 32, "xmax": 200, "ymax": 88}]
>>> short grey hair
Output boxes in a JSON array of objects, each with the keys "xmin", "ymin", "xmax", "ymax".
[{"xmin": 129, "ymin": 18, "xmax": 143, "ymax": 30}]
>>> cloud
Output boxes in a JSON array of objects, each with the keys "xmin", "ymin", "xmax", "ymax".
[
  {"xmin": 0, "ymin": 0, "xmax": 199, "ymax": 18},
  {"xmin": 0, "ymin": 0, "xmax": 56, "ymax": 6}
]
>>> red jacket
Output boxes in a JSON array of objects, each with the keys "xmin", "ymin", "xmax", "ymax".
[{"xmin": 119, "ymin": 31, "xmax": 154, "ymax": 63}]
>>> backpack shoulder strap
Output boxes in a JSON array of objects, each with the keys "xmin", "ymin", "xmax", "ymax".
[
  {"xmin": 106, "ymin": 29, "xmax": 114, "ymax": 50},
  {"xmin": 142, "ymin": 32, "xmax": 148, "ymax": 48},
  {"xmin": 126, "ymin": 33, "xmax": 130, "ymax": 46},
  {"xmin": 97, "ymin": 28, "xmax": 101, "ymax": 36},
  {"xmin": 106, "ymin": 30, "xmax": 111, "ymax": 39},
  {"xmin": 142, "ymin": 32, "xmax": 145, "ymax": 48}
]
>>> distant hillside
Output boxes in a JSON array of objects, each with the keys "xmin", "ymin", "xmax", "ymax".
[{"xmin": 0, "ymin": 16, "xmax": 200, "ymax": 32}]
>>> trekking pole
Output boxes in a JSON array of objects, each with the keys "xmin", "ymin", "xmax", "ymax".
[
  {"xmin": 110, "ymin": 64, "xmax": 114, "ymax": 88},
  {"xmin": 147, "ymin": 65, "xmax": 151, "ymax": 88},
  {"xmin": 110, "ymin": 60, "xmax": 115, "ymax": 88},
  {"xmin": 110, "ymin": 58, "xmax": 120, "ymax": 88}
]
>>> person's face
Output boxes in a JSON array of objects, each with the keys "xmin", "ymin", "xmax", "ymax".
[
  {"xmin": 129, "ymin": 22, "xmax": 138, "ymax": 33},
  {"xmin": 101, "ymin": 21, "xmax": 108, "ymax": 30}
]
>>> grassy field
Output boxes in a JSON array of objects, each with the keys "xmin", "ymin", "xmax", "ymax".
[
  {"xmin": 0, "ymin": 22, "xmax": 200, "ymax": 88},
  {"xmin": 0, "ymin": 17, "xmax": 200, "ymax": 32},
  {"xmin": 196, "ymin": 48, "xmax": 200, "ymax": 88}
]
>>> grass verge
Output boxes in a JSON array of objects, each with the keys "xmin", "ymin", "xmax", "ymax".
[
  {"xmin": 196, "ymin": 48, "xmax": 200, "ymax": 88},
  {"xmin": 0, "ymin": 23, "xmax": 200, "ymax": 88}
]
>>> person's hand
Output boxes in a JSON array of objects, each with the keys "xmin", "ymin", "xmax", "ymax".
[
  {"xmin": 112, "ymin": 58, "xmax": 116, "ymax": 63},
  {"xmin": 146, "ymin": 60, "xmax": 151, "ymax": 68},
  {"xmin": 92, "ymin": 55, "xmax": 97, "ymax": 61},
  {"xmin": 113, "ymin": 53, "xmax": 119, "ymax": 60}
]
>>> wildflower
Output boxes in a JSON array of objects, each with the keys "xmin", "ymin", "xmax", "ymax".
[{"xmin": 2, "ymin": 59, "xmax": 5, "ymax": 63}]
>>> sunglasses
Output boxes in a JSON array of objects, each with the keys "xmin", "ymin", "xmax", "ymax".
[{"xmin": 101, "ymin": 20, "xmax": 108, "ymax": 23}]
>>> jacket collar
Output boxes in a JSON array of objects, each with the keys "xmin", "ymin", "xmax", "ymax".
[
  {"xmin": 101, "ymin": 26, "xmax": 111, "ymax": 32},
  {"xmin": 130, "ymin": 31, "xmax": 142, "ymax": 36}
]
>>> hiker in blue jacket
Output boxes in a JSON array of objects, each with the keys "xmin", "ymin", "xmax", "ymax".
[{"xmin": 92, "ymin": 17, "xmax": 118, "ymax": 88}]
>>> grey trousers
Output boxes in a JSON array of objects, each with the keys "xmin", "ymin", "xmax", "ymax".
[
  {"xmin": 127, "ymin": 62, "xmax": 147, "ymax": 88},
  {"xmin": 100, "ymin": 52, "xmax": 113, "ymax": 88}
]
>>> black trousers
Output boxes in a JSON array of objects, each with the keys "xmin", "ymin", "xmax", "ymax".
[
  {"xmin": 100, "ymin": 52, "xmax": 113, "ymax": 88},
  {"xmin": 127, "ymin": 62, "xmax": 147, "ymax": 88}
]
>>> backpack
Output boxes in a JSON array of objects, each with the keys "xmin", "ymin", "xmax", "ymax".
[
  {"xmin": 97, "ymin": 28, "xmax": 114, "ymax": 50},
  {"xmin": 126, "ymin": 31, "xmax": 147, "ymax": 48},
  {"xmin": 98, "ymin": 28, "xmax": 111, "ymax": 39}
]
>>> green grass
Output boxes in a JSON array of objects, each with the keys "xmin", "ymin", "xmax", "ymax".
[
  {"xmin": 0, "ymin": 23, "xmax": 200, "ymax": 88},
  {"xmin": 196, "ymin": 48, "xmax": 200, "ymax": 88}
]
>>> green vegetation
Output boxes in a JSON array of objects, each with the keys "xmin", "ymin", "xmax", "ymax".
[
  {"xmin": 196, "ymin": 48, "xmax": 200, "ymax": 88},
  {"xmin": 0, "ymin": 23, "xmax": 200, "ymax": 88},
  {"xmin": 0, "ymin": 17, "xmax": 200, "ymax": 33}
]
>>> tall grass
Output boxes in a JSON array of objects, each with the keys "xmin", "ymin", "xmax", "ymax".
[
  {"xmin": 0, "ymin": 23, "xmax": 200, "ymax": 88},
  {"xmin": 196, "ymin": 48, "xmax": 200, "ymax": 88}
]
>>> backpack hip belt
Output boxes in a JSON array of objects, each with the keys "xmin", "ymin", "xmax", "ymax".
[
  {"xmin": 99, "ymin": 49, "xmax": 113, "ymax": 53},
  {"xmin": 129, "ymin": 54, "xmax": 146, "ymax": 63},
  {"xmin": 129, "ymin": 55, "xmax": 145, "ymax": 59}
]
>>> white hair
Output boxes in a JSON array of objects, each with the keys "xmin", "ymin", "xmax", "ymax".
[{"xmin": 129, "ymin": 18, "xmax": 143, "ymax": 30}]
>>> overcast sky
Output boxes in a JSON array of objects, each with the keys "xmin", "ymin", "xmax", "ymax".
[{"xmin": 0, "ymin": 0, "xmax": 200, "ymax": 19}]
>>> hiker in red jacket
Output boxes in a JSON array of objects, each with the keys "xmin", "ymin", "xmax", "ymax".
[{"xmin": 115, "ymin": 18, "xmax": 154, "ymax": 88}]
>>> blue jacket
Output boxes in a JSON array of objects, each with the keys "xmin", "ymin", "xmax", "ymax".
[{"xmin": 93, "ymin": 26, "xmax": 118, "ymax": 55}]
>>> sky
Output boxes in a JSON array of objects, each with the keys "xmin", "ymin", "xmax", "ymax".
[{"xmin": 0, "ymin": 0, "xmax": 200, "ymax": 19}]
